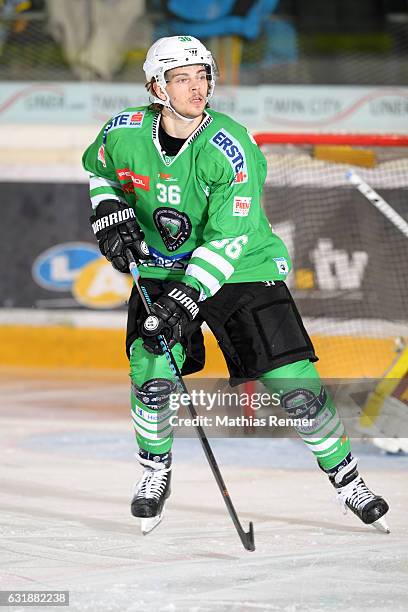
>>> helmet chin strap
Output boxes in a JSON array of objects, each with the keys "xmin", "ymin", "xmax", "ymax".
[
  {"xmin": 152, "ymin": 93, "xmax": 203, "ymax": 123},
  {"xmin": 167, "ymin": 101, "xmax": 198, "ymax": 123},
  {"xmin": 152, "ymin": 80, "xmax": 208, "ymax": 123}
]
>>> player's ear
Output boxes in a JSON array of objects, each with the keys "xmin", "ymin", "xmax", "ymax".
[{"xmin": 152, "ymin": 79, "xmax": 167, "ymax": 101}]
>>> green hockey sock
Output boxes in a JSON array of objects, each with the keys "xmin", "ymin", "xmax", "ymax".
[
  {"xmin": 129, "ymin": 338, "xmax": 185, "ymax": 455},
  {"xmin": 261, "ymin": 359, "xmax": 351, "ymax": 471}
]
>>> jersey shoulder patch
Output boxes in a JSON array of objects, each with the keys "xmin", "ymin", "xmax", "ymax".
[{"xmin": 102, "ymin": 107, "xmax": 149, "ymax": 143}]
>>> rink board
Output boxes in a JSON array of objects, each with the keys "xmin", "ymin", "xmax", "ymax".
[{"xmin": 0, "ymin": 323, "xmax": 399, "ymax": 378}]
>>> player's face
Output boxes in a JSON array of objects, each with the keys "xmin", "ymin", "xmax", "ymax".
[{"xmin": 164, "ymin": 64, "xmax": 209, "ymax": 118}]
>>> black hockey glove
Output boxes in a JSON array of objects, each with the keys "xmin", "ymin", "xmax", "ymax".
[
  {"xmin": 141, "ymin": 282, "xmax": 200, "ymax": 354},
  {"xmin": 90, "ymin": 200, "xmax": 149, "ymax": 273}
]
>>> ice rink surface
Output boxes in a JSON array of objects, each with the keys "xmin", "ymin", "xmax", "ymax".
[{"xmin": 1, "ymin": 367, "xmax": 407, "ymax": 612}]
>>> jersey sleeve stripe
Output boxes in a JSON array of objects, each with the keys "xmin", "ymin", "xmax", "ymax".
[
  {"xmin": 185, "ymin": 263, "xmax": 221, "ymax": 297},
  {"xmin": 188, "ymin": 256, "xmax": 225, "ymax": 285},
  {"xmin": 90, "ymin": 192, "xmax": 127, "ymax": 209},
  {"xmin": 89, "ymin": 175, "xmax": 121, "ymax": 190},
  {"xmin": 89, "ymin": 185, "xmax": 124, "ymax": 199},
  {"xmin": 191, "ymin": 246, "xmax": 235, "ymax": 278}
]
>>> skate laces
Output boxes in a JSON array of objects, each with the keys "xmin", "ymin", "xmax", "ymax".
[
  {"xmin": 334, "ymin": 458, "xmax": 375, "ymax": 514},
  {"xmin": 336, "ymin": 476, "xmax": 376, "ymax": 513},
  {"xmin": 135, "ymin": 455, "xmax": 171, "ymax": 501}
]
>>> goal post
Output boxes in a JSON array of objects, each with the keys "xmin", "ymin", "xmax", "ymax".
[
  {"xmin": 253, "ymin": 132, "xmax": 408, "ymax": 380},
  {"xmin": 254, "ymin": 133, "xmax": 408, "ymax": 147}
]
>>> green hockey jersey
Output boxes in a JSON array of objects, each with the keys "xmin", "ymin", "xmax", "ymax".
[{"xmin": 82, "ymin": 107, "xmax": 291, "ymax": 299}]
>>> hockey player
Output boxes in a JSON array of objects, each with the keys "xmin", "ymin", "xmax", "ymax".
[{"xmin": 82, "ymin": 36, "xmax": 390, "ymax": 535}]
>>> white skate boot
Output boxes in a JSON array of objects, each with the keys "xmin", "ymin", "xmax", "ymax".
[
  {"xmin": 330, "ymin": 457, "xmax": 390, "ymax": 533},
  {"xmin": 131, "ymin": 452, "xmax": 172, "ymax": 535}
]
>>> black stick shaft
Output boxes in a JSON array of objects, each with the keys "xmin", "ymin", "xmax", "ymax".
[{"xmin": 126, "ymin": 250, "xmax": 255, "ymax": 551}]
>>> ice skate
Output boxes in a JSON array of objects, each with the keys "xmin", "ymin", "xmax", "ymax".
[
  {"xmin": 131, "ymin": 452, "xmax": 172, "ymax": 535},
  {"xmin": 330, "ymin": 456, "xmax": 390, "ymax": 533}
]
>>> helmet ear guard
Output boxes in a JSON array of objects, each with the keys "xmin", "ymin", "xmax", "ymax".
[{"xmin": 143, "ymin": 36, "xmax": 217, "ymax": 115}]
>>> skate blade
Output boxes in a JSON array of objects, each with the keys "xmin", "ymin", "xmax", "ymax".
[
  {"xmin": 140, "ymin": 509, "xmax": 164, "ymax": 535},
  {"xmin": 372, "ymin": 516, "xmax": 390, "ymax": 534}
]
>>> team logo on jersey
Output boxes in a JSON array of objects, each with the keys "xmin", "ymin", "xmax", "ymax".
[
  {"xmin": 233, "ymin": 196, "xmax": 251, "ymax": 217},
  {"xmin": 102, "ymin": 111, "xmax": 145, "ymax": 141},
  {"xmin": 116, "ymin": 168, "xmax": 150, "ymax": 191},
  {"xmin": 153, "ymin": 208, "xmax": 192, "ymax": 252},
  {"xmin": 210, "ymin": 129, "xmax": 248, "ymax": 183},
  {"xmin": 273, "ymin": 257, "xmax": 289, "ymax": 275}
]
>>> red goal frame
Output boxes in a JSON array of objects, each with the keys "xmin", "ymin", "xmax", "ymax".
[{"xmin": 254, "ymin": 133, "xmax": 408, "ymax": 147}]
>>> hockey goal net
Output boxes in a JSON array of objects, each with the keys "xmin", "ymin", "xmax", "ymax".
[{"xmin": 254, "ymin": 133, "xmax": 408, "ymax": 379}]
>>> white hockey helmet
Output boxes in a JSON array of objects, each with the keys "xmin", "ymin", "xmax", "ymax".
[{"xmin": 143, "ymin": 36, "xmax": 217, "ymax": 109}]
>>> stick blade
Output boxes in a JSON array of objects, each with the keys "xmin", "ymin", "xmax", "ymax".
[{"xmin": 241, "ymin": 521, "xmax": 255, "ymax": 552}]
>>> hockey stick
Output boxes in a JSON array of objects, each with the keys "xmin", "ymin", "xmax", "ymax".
[
  {"xmin": 126, "ymin": 249, "xmax": 255, "ymax": 552},
  {"xmin": 347, "ymin": 170, "xmax": 408, "ymax": 239}
]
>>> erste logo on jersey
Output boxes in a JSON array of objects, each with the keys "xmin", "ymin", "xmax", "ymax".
[
  {"xmin": 210, "ymin": 129, "xmax": 248, "ymax": 184},
  {"xmin": 116, "ymin": 168, "xmax": 150, "ymax": 191},
  {"xmin": 233, "ymin": 196, "xmax": 251, "ymax": 217},
  {"xmin": 103, "ymin": 111, "xmax": 145, "ymax": 139}
]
